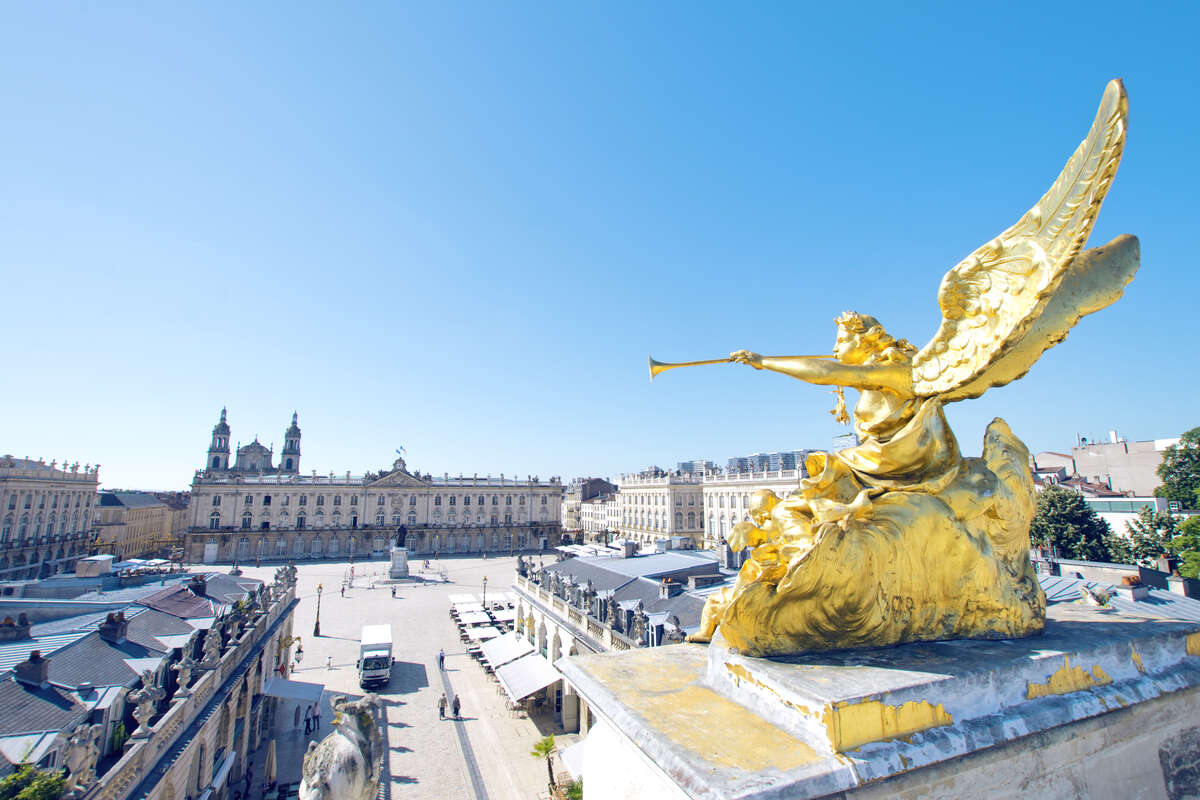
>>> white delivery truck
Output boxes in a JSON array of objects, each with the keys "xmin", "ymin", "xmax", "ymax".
[{"xmin": 357, "ymin": 624, "xmax": 393, "ymax": 689}]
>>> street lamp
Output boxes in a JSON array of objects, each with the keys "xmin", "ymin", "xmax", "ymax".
[
  {"xmin": 313, "ymin": 583, "xmax": 324, "ymax": 637},
  {"xmin": 482, "ymin": 575, "xmax": 488, "ymax": 608},
  {"xmin": 294, "ymin": 638, "xmax": 304, "ymax": 666}
]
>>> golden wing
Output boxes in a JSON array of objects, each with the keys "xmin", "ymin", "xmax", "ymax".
[{"xmin": 911, "ymin": 79, "xmax": 1129, "ymax": 398}]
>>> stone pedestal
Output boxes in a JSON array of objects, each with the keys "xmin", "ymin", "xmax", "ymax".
[
  {"xmin": 558, "ymin": 602, "xmax": 1200, "ymax": 800},
  {"xmin": 389, "ymin": 547, "xmax": 409, "ymax": 579}
]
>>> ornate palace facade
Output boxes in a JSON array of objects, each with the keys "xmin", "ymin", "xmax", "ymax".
[
  {"xmin": 0, "ymin": 455, "xmax": 99, "ymax": 580},
  {"xmin": 184, "ymin": 410, "xmax": 563, "ymax": 564}
]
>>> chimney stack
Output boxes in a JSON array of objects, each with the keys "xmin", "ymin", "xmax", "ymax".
[
  {"xmin": 0, "ymin": 613, "xmax": 32, "ymax": 642},
  {"xmin": 14, "ymin": 650, "xmax": 49, "ymax": 687},
  {"xmin": 98, "ymin": 611, "xmax": 129, "ymax": 644}
]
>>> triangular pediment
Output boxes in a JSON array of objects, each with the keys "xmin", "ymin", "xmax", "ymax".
[{"xmin": 368, "ymin": 469, "xmax": 430, "ymax": 488}]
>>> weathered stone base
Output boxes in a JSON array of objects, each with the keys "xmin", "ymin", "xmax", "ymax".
[
  {"xmin": 388, "ymin": 547, "xmax": 409, "ymax": 579},
  {"xmin": 558, "ymin": 603, "xmax": 1200, "ymax": 800}
]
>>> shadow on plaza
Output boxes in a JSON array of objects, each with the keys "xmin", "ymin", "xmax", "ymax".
[{"xmin": 388, "ymin": 660, "xmax": 430, "ymax": 695}]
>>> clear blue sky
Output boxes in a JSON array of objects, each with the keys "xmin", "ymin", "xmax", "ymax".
[{"xmin": 3, "ymin": 3, "xmax": 1197, "ymax": 490}]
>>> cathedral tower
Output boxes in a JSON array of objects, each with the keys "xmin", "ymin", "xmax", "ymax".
[
  {"xmin": 207, "ymin": 408, "xmax": 231, "ymax": 471},
  {"xmin": 280, "ymin": 412, "xmax": 301, "ymax": 474}
]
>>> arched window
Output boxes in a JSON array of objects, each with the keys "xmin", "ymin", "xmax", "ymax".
[
  {"xmin": 687, "ymin": 512, "xmax": 695, "ymax": 528},
  {"xmin": 331, "ymin": 511, "xmax": 342, "ymax": 528},
  {"xmin": 675, "ymin": 512, "xmax": 683, "ymax": 529},
  {"xmin": 477, "ymin": 512, "xmax": 485, "ymax": 524},
  {"xmin": 212, "ymin": 457, "xmax": 221, "ymax": 469},
  {"xmin": 297, "ymin": 513, "xmax": 306, "ymax": 530},
  {"xmin": 241, "ymin": 511, "xmax": 252, "ymax": 530},
  {"xmin": 433, "ymin": 511, "xmax": 442, "ymax": 524},
  {"xmin": 294, "ymin": 537, "xmax": 305, "ymax": 557},
  {"xmin": 376, "ymin": 513, "xmax": 385, "ymax": 526},
  {"xmin": 314, "ymin": 510, "xmax": 325, "ymax": 528},
  {"xmin": 408, "ymin": 512, "xmax": 416, "ymax": 526},
  {"xmin": 504, "ymin": 512, "xmax": 512, "ymax": 524},
  {"xmin": 328, "ymin": 538, "xmax": 339, "ymax": 556},
  {"xmin": 448, "ymin": 510, "xmax": 457, "ymax": 524},
  {"xmin": 276, "ymin": 537, "xmax": 287, "ymax": 555},
  {"xmin": 1, "ymin": 515, "xmax": 11, "ymax": 541},
  {"xmin": 392, "ymin": 514, "xmax": 402, "ymax": 527},
  {"xmin": 284, "ymin": 457, "xmax": 293, "ymax": 470},
  {"xmin": 311, "ymin": 537, "xmax": 323, "ymax": 557}
]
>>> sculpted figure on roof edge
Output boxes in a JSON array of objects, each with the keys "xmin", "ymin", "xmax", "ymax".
[{"xmin": 664, "ymin": 80, "xmax": 1139, "ymax": 657}]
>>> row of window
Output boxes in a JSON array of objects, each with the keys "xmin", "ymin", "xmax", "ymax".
[
  {"xmin": 4, "ymin": 491, "xmax": 92, "ymax": 511},
  {"xmin": 210, "ymin": 508, "xmax": 551, "ymax": 530},
  {"xmin": 221, "ymin": 530, "xmax": 530, "ymax": 556},
  {"xmin": 1, "ymin": 511, "xmax": 89, "ymax": 542},
  {"xmin": 620, "ymin": 511, "xmax": 699, "ymax": 531},
  {"xmin": 619, "ymin": 493, "xmax": 700, "ymax": 507},
  {"xmin": 211, "ymin": 492, "xmax": 552, "ymax": 509}
]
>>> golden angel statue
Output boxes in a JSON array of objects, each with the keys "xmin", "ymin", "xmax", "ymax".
[{"xmin": 676, "ymin": 80, "xmax": 1138, "ymax": 657}]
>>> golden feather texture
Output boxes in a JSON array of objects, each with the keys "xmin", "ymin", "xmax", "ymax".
[{"xmin": 911, "ymin": 79, "xmax": 1128, "ymax": 397}]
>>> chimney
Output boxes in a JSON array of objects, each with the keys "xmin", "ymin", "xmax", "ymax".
[
  {"xmin": 189, "ymin": 575, "xmax": 208, "ymax": 597},
  {"xmin": 620, "ymin": 541, "xmax": 637, "ymax": 558},
  {"xmin": 99, "ymin": 611, "xmax": 129, "ymax": 644},
  {"xmin": 659, "ymin": 579, "xmax": 683, "ymax": 599},
  {"xmin": 0, "ymin": 613, "xmax": 32, "ymax": 642},
  {"xmin": 14, "ymin": 650, "xmax": 49, "ymax": 687}
]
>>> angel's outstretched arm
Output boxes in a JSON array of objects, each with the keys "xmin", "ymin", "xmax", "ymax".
[{"xmin": 731, "ymin": 351, "xmax": 912, "ymax": 394}]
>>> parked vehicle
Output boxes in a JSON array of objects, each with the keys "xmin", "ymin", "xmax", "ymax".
[{"xmin": 357, "ymin": 624, "xmax": 393, "ymax": 688}]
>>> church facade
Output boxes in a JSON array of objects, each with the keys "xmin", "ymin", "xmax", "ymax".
[{"xmin": 184, "ymin": 410, "xmax": 563, "ymax": 564}]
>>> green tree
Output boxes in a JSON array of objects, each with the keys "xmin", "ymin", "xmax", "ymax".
[
  {"xmin": 1156, "ymin": 426, "xmax": 1200, "ymax": 508},
  {"xmin": 531, "ymin": 735, "xmax": 556, "ymax": 791},
  {"xmin": 0, "ymin": 765, "xmax": 66, "ymax": 800},
  {"xmin": 1175, "ymin": 516, "xmax": 1200, "ymax": 579},
  {"xmin": 1029, "ymin": 486, "xmax": 1116, "ymax": 562},
  {"xmin": 1123, "ymin": 506, "xmax": 1180, "ymax": 566},
  {"xmin": 563, "ymin": 778, "xmax": 584, "ymax": 800}
]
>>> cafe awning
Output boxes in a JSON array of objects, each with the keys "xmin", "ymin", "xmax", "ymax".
[
  {"xmin": 496, "ymin": 652, "xmax": 560, "ymax": 703},
  {"xmin": 458, "ymin": 610, "xmax": 492, "ymax": 626},
  {"xmin": 466, "ymin": 625, "xmax": 502, "ymax": 641},
  {"xmin": 559, "ymin": 739, "xmax": 586, "ymax": 780},
  {"xmin": 479, "ymin": 632, "xmax": 534, "ymax": 668},
  {"xmin": 262, "ymin": 677, "xmax": 325, "ymax": 704}
]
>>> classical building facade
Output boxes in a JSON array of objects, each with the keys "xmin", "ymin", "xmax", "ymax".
[
  {"xmin": 95, "ymin": 491, "xmax": 175, "ymax": 560},
  {"xmin": 615, "ymin": 468, "xmax": 703, "ymax": 547},
  {"xmin": 184, "ymin": 410, "xmax": 563, "ymax": 564},
  {"xmin": 579, "ymin": 494, "xmax": 617, "ymax": 541},
  {"xmin": 0, "ymin": 456, "xmax": 99, "ymax": 580}
]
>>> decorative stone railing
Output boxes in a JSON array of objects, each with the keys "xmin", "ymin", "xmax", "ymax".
[{"xmin": 83, "ymin": 586, "xmax": 297, "ymax": 800}]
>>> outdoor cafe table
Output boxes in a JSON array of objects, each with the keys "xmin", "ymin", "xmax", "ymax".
[{"xmin": 466, "ymin": 625, "xmax": 502, "ymax": 641}]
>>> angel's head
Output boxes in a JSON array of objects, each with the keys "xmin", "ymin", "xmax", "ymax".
[{"xmin": 834, "ymin": 312, "xmax": 916, "ymax": 365}]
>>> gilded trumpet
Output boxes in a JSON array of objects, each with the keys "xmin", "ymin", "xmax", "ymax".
[{"xmin": 648, "ymin": 354, "xmax": 833, "ymax": 380}]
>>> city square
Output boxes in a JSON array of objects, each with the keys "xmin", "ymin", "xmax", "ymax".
[{"xmin": 237, "ymin": 554, "xmax": 577, "ymax": 800}]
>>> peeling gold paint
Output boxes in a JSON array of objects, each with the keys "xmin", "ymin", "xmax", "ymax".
[
  {"xmin": 1130, "ymin": 644, "xmax": 1145, "ymax": 673},
  {"xmin": 1187, "ymin": 632, "xmax": 1200, "ymax": 656},
  {"xmin": 1025, "ymin": 656, "xmax": 1112, "ymax": 700},
  {"xmin": 584, "ymin": 647, "xmax": 820, "ymax": 772},
  {"xmin": 823, "ymin": 699, "xmax": 953, "ymax": 752}
]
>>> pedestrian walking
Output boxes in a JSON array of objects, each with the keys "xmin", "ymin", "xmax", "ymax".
[
  {"xmin": 391, "ymin": 586, "xmax": 396, "ymax": 598},
  {"xmin": 304, "ymin": 704, "xmax": 312, "ymax": 734},
  {"xmin": 437, "ymin": 693, "xmax": 447, "ymax": 720},
  {"xmin": 313, "ymin": 702, "xmax": 321, "ymax": 731},
  {"xmin": 451, "ymin": 694, "xmax": 461, "ymax": 720},
  {"xmin": 437, "ymin": 649, "xmax": 445, "ymax": 670},
  {"xmin": 340, "ymin": 585, "xmax": 345, "ymax": 598}
]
